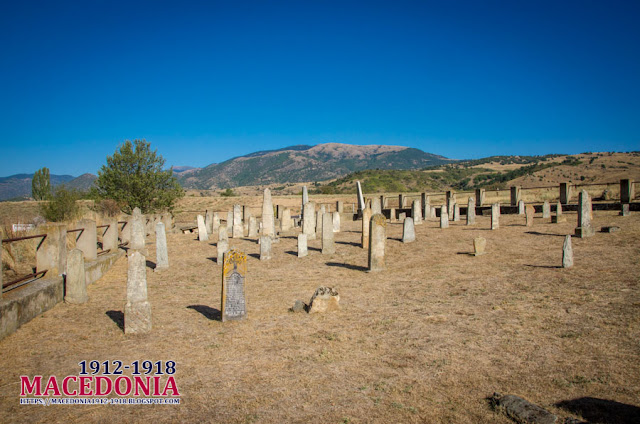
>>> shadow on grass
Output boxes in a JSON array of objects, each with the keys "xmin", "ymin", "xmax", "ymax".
[
  {"xmin": 555, "ymin": 397, "xmax": 640, "ymax": 424},
  {"xmin": 285, "ymin": 251, "xmax": 298, "ymax": 257},
  {"xmin": 336, "ymin": 241, "xmax": 361, "ymax": 247},
  {"xmin": 146, "ymin": 260, "xmax": 156, "ymax": 270},
  {"xmin": 106, "ymin": 310, "xmax": 124, "ymax": 332},
  {"xmin": 525, "ymin": 231, "xmax": 567, "ymax": 237},
  {"xmin": 248, "ymin": 253, "xmax": 260, "ymax": 260},
  {"xmin": 524, "ymin": 264, "xmax": 562, "ymax": 269},
  {"xmin": 206, "ymin": 257, "xmax": 219, "ymax": 264},
  {"xmin": 325, "ymin": 262, "xmax": 368, "ymax": 271},
  {"xmin": 308, "ymin": 246, "xmax": 321, "ymax": 252},
  {"xmin": 187, "ymin": 305, "xmax": 221, "ymax": 321}
]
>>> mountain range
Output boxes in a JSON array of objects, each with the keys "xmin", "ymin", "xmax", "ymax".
[{"xmin": 0, "ymin": 173, "xmax": 97, "ymax": 201}]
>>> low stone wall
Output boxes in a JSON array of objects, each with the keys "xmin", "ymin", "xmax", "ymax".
[{"xmin": 1, "ymin": 248, "xmax": 125, "ymax": 340}]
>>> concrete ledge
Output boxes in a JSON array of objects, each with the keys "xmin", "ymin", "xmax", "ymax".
[
  {"xmin": 85, "ymin": 249, "xmax": 126, "ymax": 285},
  {"xmin": 1, "ymin": 275, "xmax": 64, "ymax": 340}
]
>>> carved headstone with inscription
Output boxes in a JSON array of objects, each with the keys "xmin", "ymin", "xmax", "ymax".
[{"xmin": 221, "ymin": 250, "xmax": 247, "ymax": 322}]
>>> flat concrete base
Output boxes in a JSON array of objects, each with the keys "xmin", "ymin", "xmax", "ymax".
[{"xmin": 85, "ymin": 249, "xmax": 126, "ymax": 285}]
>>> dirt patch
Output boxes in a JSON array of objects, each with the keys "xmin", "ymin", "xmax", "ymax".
[{"xmin": 1, "ymin": 209, "xmax": 639, "ymax": 423}]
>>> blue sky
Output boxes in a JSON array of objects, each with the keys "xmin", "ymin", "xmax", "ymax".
[{"xmin": 1, "ymin": 0, "xmax": 639, "ymax": 176}]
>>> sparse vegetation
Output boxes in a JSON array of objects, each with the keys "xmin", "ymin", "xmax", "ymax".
[
  {"xmin": 220, "ymin": 188, "xmax": 236, "ymax": 197},
  {"xmin": 31, "ymin": 167, "xmax": 52, "ymax": 200},
  {"xmin": 39, "ymin": 185, "xmax": 81, "ymax": 222}
]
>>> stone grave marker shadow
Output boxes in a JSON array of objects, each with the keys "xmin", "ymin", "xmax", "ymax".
[
  {"xmin": 106, "ymin": 310, "xmax": 124, "ymax": 331},
  {"xmin": 187, "ymin": 305, "xmax": 221, "ymax": 321}
]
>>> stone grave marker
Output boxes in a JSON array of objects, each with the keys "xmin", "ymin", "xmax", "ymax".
[
  {"xmin": 368, "ymin": 213, "xmax": 386, "ymax": 271},
  {"xmin": 440, "ymin": 205, "xmax": 449, "ymax": 229},
  {"xmin": 402, "ymin": 217, "xmax": 415, "ymax": 243},
  {"xmin": 155, "ymin": 222, "xmax": 169, "ymax": 272},
  {"xmin": 467, "ymin": 197, "xmax": 476, "ymax": 225},
  {"xmin": 525, "ymin": 204, "xmax": 535, "ymax": 227},
  {"xmin": 562, "ymin": 235, "xmax": 573, "ymax": 268},
  {"xmin": 361, "ymin": 207, "xmax": 372, "ymax": 249},
  {"xmin": 125, "ymin": 249, "xmax": 152, "ymax": 334},
  {"xmin": 297, "ymin": 234, "xmax": 308, "ymax": 257},
  {"xmin": 322, "ymin": 213, "xmax": 335, "ymax": 254},
  {"xmin": 221, "ymin": 249, "xmax": 247, "ymax": 322}
]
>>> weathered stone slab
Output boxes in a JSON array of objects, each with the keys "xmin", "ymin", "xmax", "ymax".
[
  {"xmin": 217, "ymin": 240, "xmax": 229, "ymax": 264},
  {"xmin": 560, "ymin": 182, "xmax": 571, "ymax": 204},
  {"xmin": 262, "ymin": 189, "xmax": 274, "ymax": 238},
  {"xmin": 154, "ymin": 222, "xmax": 169, "ymax": 271},
  {"xmin": 308, "ymin": 287, "xmax": 340, "ymax": 314},
  {"xmin": 248, "ymin": 216, "xmax": 258, "ymax": 237},
  {"xmin": 226, "ymin": 211, "xmax": 233, "ymax": 233},
  {"xmin": 332, "ymin": 211, "xmax": 340, "ymax": 232},
  {"xmin": 260, "ymin": 236, "xmax": 272, "ymax": 260},
  {"xmin": 542, "ymin": 201, "xmax": 550, "ymax": 219},
  {"xmin": 440, "ymin": 205, "xmax": 449, "ymax": 229},
  {"xmin": 281, "ymin": 208, "xmax": 292, "ymax": 231},
  {"xmin": 361, "ymin": 207, "xmax": 372, "ymax": 249},
  {"xmin": 467, "ymin": 197, "xmax": 476, "ymax": 225},
  {"xmin": 297, "ymin": 234, "xmax": 308, "ymax": 257},
  {"xmin": 475, "ymin": 188, "xmax": 485, "ymax": 206},
  {"xmin": 600, "ymin": 226, "xmax": 620, "ymax": 233},
  {"xmin": 402, "ymin": 217, "xmax": 415, "ymax": 243},
  {"xmin": 551, "ymin": 201, "xmax": 567, "ymax": 223},
  {"xmin": 491, "ymin": 393, "xmax": 557, "ymax": 424},
  {"xmin": 233, "ymin": 204, "xmax": 243, "ymax": 238},
  {"xmin": 371, "ymin": 197, "xmax": 382, "ymax": 215},
  {"xmin": 65, "ymin": 248, "xmax": 88, "ymax": 304},
  {"xmin": 221, "ymin": 249, "xmax": 247, "ymax": 322},
  {"xmin": 316, "ymin": 206, "xmax": 324, "ymax": 238},
  {"xmin": 412, "ymin": 200, "xmax": 422, "ymax": 224},
  {"xmin": 322, "ymin": 213, "xmax": 335, "ymax": 254},
  {"xmin": 368, "ymin": 214, "xmax": 386, "ymax": 271},
  {"xmin": 620, "ymin": 203, "xmax": 630, "ymax": 216},
  {"xmin": 562, "ymin": 235, "xmax": 573, "ymax": 268},
  {"xmin": 205, "ymin": 210, "xmax": 214, "ymax": 234},
  {"xmin": 518, "ymin": 200, "xmax": 525, "ymax": 215},
  {"xmin": 124, "ymin": 249, "xmax": 151, "ymax": 334},
  {"xmin": 212, "ymin": 212, "xmax": 220, "ymax": 233},
  {"xmin": 473, "ymin": 237, "xmax": 486, "ymax": 256},
  {"xmin": 130, "ymin": 208, "xmax": 146, "ymax": 251},
  {"xmin": 197, "ymin": 215, "xmax": 209, "ymax": 241},
  {"xmin": 389, "ymin": 207, "xmax": 396, "ymax": 222},
  {"xmin": 525, "ymin": 204, "xmax": 535, "ymax": 227},
  {"xmin": 511, "ymin": 186, "xmax": 521, "ymax": 206},
  {"xmin": 303, "ymin": 202, "xmax": 316, "ymax": 240},
  {"xmin": 491, "ymin": 203, "xmax": 500, "ymax": 230},
  {"xmin": 218, "ymin": 225, "xmax": 228, "ymax": 242},
  {"xmin": 356, "ymin": 181, "xmax": 366, "ymax": 212},
  {"xmin": 575, "ymin": 190, "xmax": 594, "ymax": 238},
  {"xmin": 453, "ymin": 203, "xmax": 460, "ymax": 222}
]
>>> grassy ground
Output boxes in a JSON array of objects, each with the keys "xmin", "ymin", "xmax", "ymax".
[{"xmin": 1, "ymin": 206, "xmax": 639, "ymax": 423}]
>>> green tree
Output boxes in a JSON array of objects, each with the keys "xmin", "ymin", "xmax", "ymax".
[
  {"xmin": 92, "ymin": 139, "xmax": 184, "ymax": 213},
  {"xmin": 32, "ymin": 167, "xmax": 52, "ymax": 200},
  {"xmin": 40, "ymin": 186, "xmax": 80, "ymax": 222}
]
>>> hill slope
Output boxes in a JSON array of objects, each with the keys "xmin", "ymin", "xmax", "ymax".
[
  {"xmin": 178, "ymin": 143, "xmax": 451, "ymax": 189},
  {"xmin": 0, "ymin": 173, "xmax": 97, "ymax": 201}
]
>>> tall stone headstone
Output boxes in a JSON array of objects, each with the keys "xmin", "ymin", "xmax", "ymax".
[
  {"xmin": 518, "ymin": 200, "xmax": 525, "ymax": 215},
  {"xmin": 562, "ymin": 235, "xmax": 573, "ymax": 268},
  {"xmin": 412, "ymin": 200, "xmax": 422, "ymax": 225},
  {"xmin": 402, "ymin": 217, "xmax": 415, "ymax": 243},
  {"xmin": 155, "ymin": 222, "xmax": 169, "ymax": 272},
  {"xmin": 560, "ymin": 182, "xmax": 571, "ymax": 204},
  {"xmin": 76, "ymin": 219, "xmax": 98, "ymax": 261},
  {"xmin": 389, "ymin": 207, "xmax": 396, "ymax": 222},
  {"xmin": 525, "ymin": 204, "xmax": 535, "ymax": 227},
  {"xmin": 368, "ymin": 214, "xmax": 386, "ymax": 272},
  {"xmin": 440, "ymin": 205, "xmax": 449, "ymax": 229},
  {"xmin": 332, "ymin": 211, "xmax": 340, "ymax": 233},
  {"xmin": 303, "ymin": 202, "xmax": 316, "ymax": 240},
  {"xmin": 65, "ymin": 248, "xmax": 88, "ymax": 304},
  {"xmin": 259, "ymin": 236, "xmax": 272, "ymax": 260},
  {"xmin": 575, "ymin": 190, "xmax": 595, "ymax": 238},
  {"xmin": 467, "ymin": 197, "xmax": 476, "ymax": 225},
  {"xmin": 226, "ymin": 211, "xmax": 233, "ymax": 233},
  {"xmin": 620, "ymin": 203, "xmax": 630, "ymax": 217},
  {"xmin": 221, "ymin": 249, "xmax": 247, "ymax": 322},
  {"xmin": 248, "ymin": 216, "xmax": 258, "ymax": 237},
  {"xmin": 372, "ymin": 198, "xmax": 382, "ymax": 215},
  {"xmin": 361, "ymin": 206, "xmax": 372, "ymax": 249},
  {"xmin": 491, "ymin": 203, "xmax": 500, "ymax": 230},
  {"xmin": 475, "ymin": 188, "xmax": 485, "ymax": 207},
  {"xmin": 551, "ymin": 201, "xmax": 566, "ymax": 223},
  {"xmin": 281, "ymin": 208, "xmax": 292, "ymax": 232},
  {"xmin": 453, "ymin": 203, "xmax": 460, "ymax": 222},
  {"xmin": 218, "ymin": 225, "xmax": 228, "ymax": 243},
  {"xmin": 315, "ymin": 205, "xmax": 323, "ymax": 237},
  {"xmin": 511, "ymin": 186, "xmax": 521, "ymax": 206},
  {"xmin": 302, "ymin": 186, "xmax": 309, "ymax": 215},
  {"xmin": 398, "ymin": 194, "xmax": 405, "ymax": 209},
  {"xmin": 542, "ymin": 201, "xmax": 551, "ymax": 219},
  {"xmin": 212, "ymin": 212, "xmax": 220, "ymax": 233},
  {"xmin": 262, "ymin": 188, "xmax": 275, "ymax": 238},
  {"xmin": 423, "ymin": 194, "xmax": 431, "ymax": 218},
  {"xmin": 232, "ymin": 205, "xmax": 243, "ymax": 238},
  {"xmin": 205, "ymin": 210, "xmax": 214, "ymax": 234},
  {"xmin": 473, "ymin": 237, "xmax": 486, "ymax": 256},
  {"xmin": 322, "ymin": 213, "xmax": 335, "ymax": 254},
  {"xmin": 102, "ymin": 218, "xmax": 118, "ymax": 252},
  {"xmin": 297, "ymin": 234, "xmax": 308, "ymax": 257},
  {"xmin": 356, "ymin": 181, "xmax": 365, "ymax": 212},
  {"xmin": 130, "ymin": 208, "xmax": 146, "ymax": 251},
  {"xmin": 124, "ymin": 249, "xmax": 151, "ymax": 334},
  {"xmin": 197, "ymin": 215, "xmax": 209, "ymax": 241},
  {"xmin": 217, "ymin": 239, "xmax": 229, "ymax": 264},
  {"xmin": 620, "ymin": 179, "xmax": 633, "ymax": 203}
]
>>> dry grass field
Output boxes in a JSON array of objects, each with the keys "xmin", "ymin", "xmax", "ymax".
[{"xmin": 1, "ymin": 204, "xmax": 639, "ymax": 423}]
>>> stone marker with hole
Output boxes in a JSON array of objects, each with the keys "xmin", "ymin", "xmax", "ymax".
[
  {"xmin": 297, "ymin": 234, "xmax": 308, "ymax": 257},
  {"xmin": 491, "ymin": 203, "xmax": 500, "ymax": 230},
  {"xmin": 124, "ymin": 249, "xmax": 151, "ymax": 334},
  {"xmin": 473, "ymin": 237, "xmax": 486, "ymax": 256},
  {"xmin": 525, "ymin": 204, "xmax": 535, "ymax": 227},
  {"xmin": 221, "ymin": 249, "xmax": 247, "ymax": 322},
  {"xmin": 467, "ymin": 197, "xmax": 476, "ymax": 225},
  {"xmin": 308, "ymin": 287, "xmax": 340, "ymax": 314},
  {"xmin": 402, "ymin": 217, "xmax": 415, "ymax": 243},
  {"xmin": 562, "ymin": 235, "xmax": 573, "ymax": 268},
  {"xmin": 303, "ymin": 202, "xmax": 316, "ymax": 240},
  {"xmin": 440, "ymin": 205, "xmax": 449, "ymax": 228},
  {"xmin": 260, "ymin": 236, "xmax": 271, "ymax": 260},
  {"xmin": 65, "ymin": 248, "xmax": 88, "ymax": 304},
  {"xmin": 575, "ymin": 190, "xmax": 595, "ymax": 238},
  {"xmin": 155, "ymin": 222, "xmax": 169, "ymax": 272},
  {"xmin": 361, "ymin": 207, "xmax": 372, "ymax": 249},
  {"xmin": 322, "ymin": 213, "xmax": 335, "ymax": 254},
  {"xmin": 542, "ymin": 201, "xmax": 550, "ymax": 219},
  {"xmin": 332, "ymin": 211, "xmax": 340, "ymax": 233},
  {"xmin": 368, "ymin": 213, "xmax": 386, "ymax": 271}
]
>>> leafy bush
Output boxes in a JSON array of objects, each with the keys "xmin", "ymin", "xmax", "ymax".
[{"xmin": 40, "ymin": 186, "xmax": 81, "ymax": 222}]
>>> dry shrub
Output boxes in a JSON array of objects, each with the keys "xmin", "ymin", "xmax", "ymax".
[
  {"xmin": 1, "ymin": 216, "xmax": 38, "ymax": 277},
  {"xmin": 95, "ymin": 199, "xmax": 121, "ymax": 218}
]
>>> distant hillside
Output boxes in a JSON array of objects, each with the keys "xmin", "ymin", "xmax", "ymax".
[
  {"xmin": 313, "ymin": 152, "xmax": 640, "ymax": 194},
  {"xmin": 0, "ymin": 173, "xmax": 96, "ymax": 201},
  {"xmin": 178, "ymin": 143, "xmax": 452, "ymax": 189},
  {"xmin": 172, "ymin": 166, "xmax": 201, "ymax": 174}
]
